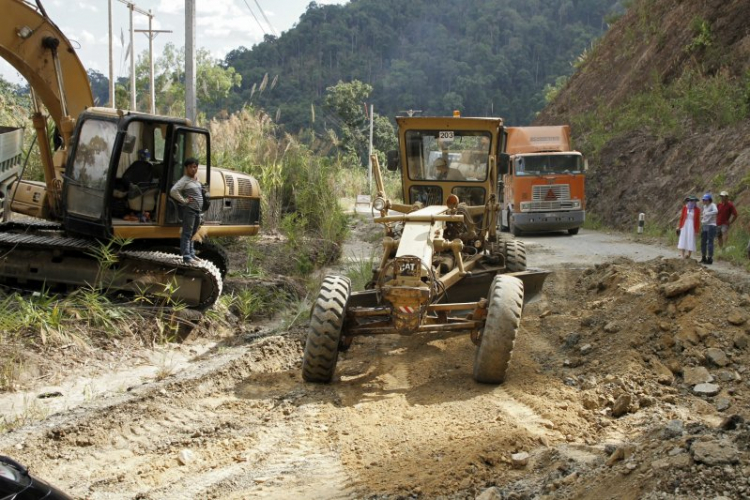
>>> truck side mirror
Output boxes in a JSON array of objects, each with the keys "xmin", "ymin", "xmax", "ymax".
[
  {"xmin": 584, "ymin": 158, "xmax": 589, "ymax": 171},
  {"xmin": 498, "ymin": 153, "xmax": 510, "ymax": 175},
  {"xmin": 386, "ymin": 150, "xmax": 399, "ymax": 171}
]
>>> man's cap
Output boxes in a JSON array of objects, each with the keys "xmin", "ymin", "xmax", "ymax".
[
  {"xmin": 138, "ymin": 148, "xmax": 150, "ymax": 158},
  {"xmin": 702, "ymin": 193, "xmax": 712, "ymax": 201},
  {"xmin": 687, "ymin": 195, "xmax": 699, "ymax": 202},
  {"xmin": 720, "ymin": 190, "xmax": 729, "ymax": 197}
]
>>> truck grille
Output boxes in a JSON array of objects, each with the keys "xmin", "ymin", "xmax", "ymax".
[{"xmin": 529, "ymin": 184, "xmax": 576, "ymax": 210}]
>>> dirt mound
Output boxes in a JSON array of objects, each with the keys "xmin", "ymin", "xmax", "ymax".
[{"xmin": 483, "ymin": 257, "xmax": 750, "ymax": 499}]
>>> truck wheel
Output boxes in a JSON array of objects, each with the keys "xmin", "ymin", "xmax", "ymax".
[
  {"xmin": 473, "ymin": 275, "xmax": 524, "ymax": 384},
  {"xmin": 568, "ymin": 227, "xmax": 579, "ymax": 235},
  {"xmin": 505, "ymin": 240, "xmax": 527, "ymax": 272},
  {"xmin": 302, "ymin": 275, "xmax": 351, "ymax": 383}
]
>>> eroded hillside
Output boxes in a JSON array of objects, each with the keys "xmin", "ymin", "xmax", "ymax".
[{"xmin": 537, "ymin": 0, "xmax": 750, "ymax": 229}]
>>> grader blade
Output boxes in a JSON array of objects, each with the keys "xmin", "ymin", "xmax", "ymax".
[{"xmin": 506, "ymin": 269, "xmax": 550, "ymax": 304}]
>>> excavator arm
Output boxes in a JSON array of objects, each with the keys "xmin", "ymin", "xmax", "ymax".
[{"xmin": 0, "ymin": 0, "xmax": 94, "ymax": 216}]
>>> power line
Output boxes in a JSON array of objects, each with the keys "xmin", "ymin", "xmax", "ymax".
[
  {"xmin": 240, "ymin": 0, "xmax": 268, "ymax": 36},
  {"xmin": 253, "ymin": 0, "xmax": 277, "ymax": 36}
]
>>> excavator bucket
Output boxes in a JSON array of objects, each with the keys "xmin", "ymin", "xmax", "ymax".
[{"xmin": 507, "ymin": 269, "xmax": 551, "ymax": 305}]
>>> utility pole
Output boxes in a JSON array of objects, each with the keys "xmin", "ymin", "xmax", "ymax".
[
  {"xmin": 108, "ymin": 0, "xmax": 115, "ymax": 108},
  {"xmin": 136, "ymin": 13, "xmax": 172, "ymax": 114},
  {"xmin": 118, "ymin": 0, "xmax": 154, "ymax": 111},
  {"xmin": 127, "ymin": 2, "xmax": 135, "ymax": 110},
  {"xmin": 185, "ymin": 0, "xmax": 197, "ymax": 122},
  {"xmin": 368, "ymin": 104, "xmax": 374, "ymax": 193}
]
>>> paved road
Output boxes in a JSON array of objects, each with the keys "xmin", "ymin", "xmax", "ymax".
[{"xmin": 522, "ymin": 228, "xmax": 740, "ymax": 276}]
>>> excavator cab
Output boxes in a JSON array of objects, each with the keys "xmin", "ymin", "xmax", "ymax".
[{"xmin": 62, "ymin": 109, "xmax": 210, "ymax": 240}]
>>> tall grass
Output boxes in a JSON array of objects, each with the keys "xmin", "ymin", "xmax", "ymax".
[{"xmin": 209, "ymin": 107, "xmax": 351, "ymax": 244}]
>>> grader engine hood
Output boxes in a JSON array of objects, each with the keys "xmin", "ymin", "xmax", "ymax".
[{"xmin": 382, "ymin": 205, "xmax": 448, "ymax": 333}]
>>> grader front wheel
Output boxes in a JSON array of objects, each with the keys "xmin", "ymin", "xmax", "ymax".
[
  {"xmin": 302, "ymin": 275, "xmax": 351, "ymax": 383},
  {"xmin": 504, "ymin": 240, "xmax": 527, "ymax": 272},
  {"xmin": 473, "ymin": 275, "xmax": 524, "ymax": 384}
]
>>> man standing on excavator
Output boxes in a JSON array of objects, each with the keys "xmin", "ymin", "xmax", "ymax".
[{"xmin": 170, "ymin": 158, "xmax": 203, "ymax": 263}]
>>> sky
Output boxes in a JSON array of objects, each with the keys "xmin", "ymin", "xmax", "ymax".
[{"xmin": 1, "ymin": 0, "xmax": 349, "ymax": 85}]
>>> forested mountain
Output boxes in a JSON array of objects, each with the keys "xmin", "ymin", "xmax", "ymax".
[{"xmin": 221, "ymin": 0, "xmax": 622, "ymax": 131}]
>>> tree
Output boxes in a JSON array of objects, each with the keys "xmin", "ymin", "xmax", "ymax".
[
  {"xmin": 87, "ymin": 70, "xmax": 110, "ymax": 106},
  {"xmin": 324, "ymin": 80, "xmax": 371, "ymax": 165},
  {"xmin": 131, "ymin": 43, "xmax": 241, "ymax": 117}
]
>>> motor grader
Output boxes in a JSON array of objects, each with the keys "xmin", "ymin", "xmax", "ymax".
[
  {"xmin": 0, "ymin": 0, "xmax": 261, "ymax": 310},
  {"xmin": 302, "ymin": 115, "xmax": 549, "ymax": 384}
]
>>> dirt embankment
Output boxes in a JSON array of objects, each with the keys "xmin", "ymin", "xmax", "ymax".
[
  {"xmin": 537, "ymin": 0, "xmax": 750, "ymax": 229},
  {"xmin": 2, "ymin": 226, "xmax": 750, "ymax": 498}
]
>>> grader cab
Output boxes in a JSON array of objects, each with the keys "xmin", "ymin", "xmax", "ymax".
[{"xmin": 302, "ymin": 115, "xmax": 549, "ymax": 384}]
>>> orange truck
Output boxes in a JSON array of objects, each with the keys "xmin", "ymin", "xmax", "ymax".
[{"xmin": 499, "ymin": 125, "xmax": 586, "ymax": 236}]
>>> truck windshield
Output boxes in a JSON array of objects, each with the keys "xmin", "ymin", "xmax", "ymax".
[
  {"xmin": 516, "ymin": 154, "xmax": 583, "ymax": 176},
  {"xmin": 404, "ymin": 130, "xmax": 490, "ymax": 182}
]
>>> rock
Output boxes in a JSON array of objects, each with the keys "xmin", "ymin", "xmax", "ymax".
[
  {"xmin": 511, "ymin": 452, "xmax": 530, "ymax": 469},
  {"xmin": 734, "ymin": 333, "xmax": 749, "ymax": 350},
  {"xmin": 691, "ymin": 440, "xmax": 739, "ymax": 465},
  {"xmin": 606, "ymin": 447, "xmax": 625, "ymax": 466},
  {"xmin": 651, "ymin": 454, "xmax": 692, "ymax": 470},
  {"xmin": 651, "ymin": 359, "xmax": 674, "ymax": 385},
  {"xmin": 178, "ymin": 449, "xmax": 195, "ymax": 465},
  {"xmin": 563, "ymin": 332, "xmax": 581, "ymax": 348},
  {"xmin": 678, "ymin": 295, "xmax": 698, "ymax": 312},
  {"xmin": 660, "ymin": 274, "xmax": 701, "ymax": 298},
  {"xmin": 603, "ymin": 322, "xmax": 621, "ymax": 333},
  {"xmin": 693, "ymin": 383, "xmax": 721, "ymax": 397},
  {"xmin": 476, "ymin": 486, "xmax": 503, "ymax": 500},
  {"xmin": 612, "ymin": 394, "xmax": 631, "ymax": 418},
  {"xmin": 606, "ymin": 445, "xmax": 635, "ymax": 466},
  {"xmin": 694, "ymin": 325, "xmax": 711, "ymax": 341},
  {"xmin": 683, "ymin": 366, "xmax": 713, "ymax": 385},
  {"xmin": 727, "ymin": 310, "xmax": 748, "ymax": 326},
  {"xmin": 717, "ymin": 370, "xmax": 739, "ymax": 382},
  {"xmin": 661, "ymin": 420, "xmax": 684, "ymax": 439},
  {"xmin": 582, "ymin": 394, "xmax": 599, "ymax": 410},
  {"xmin": 580, "ymin": 343, "xmax": 593, "ymax": 355},
  {"xmin": 658, "ymin": 321, "xmax": 672, "ymax": 332},
  {"xmin": 705, "ymin": 348, "xmax": 730, "ymax": 367},
  {"xmin": 676, "ymin": 328, "xmax": 700, "ymax": 346},
  {"xmin": 716, "ymin": 397, "xmax": 731, "ymax": 412}
]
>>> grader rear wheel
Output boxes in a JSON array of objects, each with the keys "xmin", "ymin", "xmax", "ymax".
[
  {"xmin": 504, "ymin": 240, "xmax": 527, "ymax": 272},
  {"xmin": 473, "ymin": 275, "xmax": 524, "ymax": 384},
  {"xmin": 302, "ymin": 275, "xmax": 351, "ymax": 383}
]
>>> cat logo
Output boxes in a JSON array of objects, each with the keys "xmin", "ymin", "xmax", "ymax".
[{"xmin": 544, "ymin": 189, "xmax": 557, "ymax": 201}]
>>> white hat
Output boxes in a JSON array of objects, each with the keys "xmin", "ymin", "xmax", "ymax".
[{"xmin": 720, "ymin": 191, "xmax": 729, "ymax": 197}]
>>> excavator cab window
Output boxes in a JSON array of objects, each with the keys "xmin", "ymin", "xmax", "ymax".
[{"xmin": 65, "ymin": 118, "xmax": 118, "ymax": 220}]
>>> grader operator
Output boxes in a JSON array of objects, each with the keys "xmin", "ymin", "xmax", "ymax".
[
  {"xmin": 302, "ymin": 114, "xmax": 549, "ymax": 384},
  {"xmin": 0, "ymin": 0, "xmax": 261, "ymax": 309}
]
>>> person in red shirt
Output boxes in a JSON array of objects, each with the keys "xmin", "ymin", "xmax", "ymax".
[{"xmin": 716, "ymin": 190, "xmax": 738, "ymax": 250}]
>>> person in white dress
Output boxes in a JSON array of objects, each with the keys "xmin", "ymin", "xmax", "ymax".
[{"xmin": 677, "ymin": 195, "xmax": 700, "ymax": 258}]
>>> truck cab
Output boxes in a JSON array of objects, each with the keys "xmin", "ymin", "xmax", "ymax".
[{"xmin": 500, "ymin": 126, "xmax": 586, "ymax": 236}]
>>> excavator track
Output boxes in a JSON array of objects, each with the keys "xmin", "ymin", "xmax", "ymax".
[{"xmin": 0, "ymin": 222, "xmax": 222, "ymax": 310}]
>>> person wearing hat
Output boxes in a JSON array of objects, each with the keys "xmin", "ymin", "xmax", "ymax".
[
  {"xmin": 700, "ymin": 193, "xmax": 718, "ymax": 264},
  {"xmin": 677, "ymin": 195, "xmax": 700, "ymax": 259},
  {"xmin": 716, "ymin": 190, "xmax": 738, "ymax": 251}
]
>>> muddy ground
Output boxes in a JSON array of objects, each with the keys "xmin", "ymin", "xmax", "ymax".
[{"xmin": 2, "ymin": 222, "xmax": 750, "ymax": 499}]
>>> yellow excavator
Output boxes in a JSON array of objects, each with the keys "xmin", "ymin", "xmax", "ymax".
[{"xmin": 0, "ymin": 0, "xmax": 261, "ymax": 310}]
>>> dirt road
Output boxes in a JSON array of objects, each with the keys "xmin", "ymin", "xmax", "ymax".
[{"xmin": 2, "ymin": 228, "xmax": 749, "ymax": 499}]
